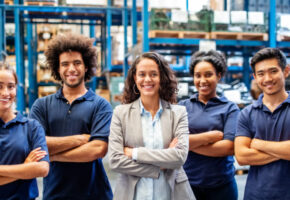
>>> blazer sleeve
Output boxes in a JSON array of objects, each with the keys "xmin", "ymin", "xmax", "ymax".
[
  {"xmin": 108, "ymin": 106, "xmax": 160, "ymax": 178},
  {"xmin": 136, "ymin": 107, "xmax": 189, "ymax": 169}
]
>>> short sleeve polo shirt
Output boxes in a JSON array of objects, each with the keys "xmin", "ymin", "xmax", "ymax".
[
  {"xmin": 29, "ymin": 88, "xmax": 113, "ymax": 200},
  {"xmin": 179, "ymin": 94, "xmax": 240, "ymax": 188},
  {"xmin": 236, "ymin": 93, "xmax": 290, "ymax": 200},
  {"xmin": 0, "ymin": 113, "xmax": 49, "ymax": 200}
]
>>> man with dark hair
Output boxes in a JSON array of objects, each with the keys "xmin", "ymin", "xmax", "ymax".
[
  {"xmin": 235, "ymin": 47, "xmax": 290, "ymax": 200},
  {"xmin": 30, "ymin": 34, "xmax": 113, "ymax": 200}
]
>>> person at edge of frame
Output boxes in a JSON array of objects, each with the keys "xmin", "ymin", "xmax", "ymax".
[
  {"xmin": 108, "ymin": 52, "xmax": 196, "ymax": 200},
  {"xmin": 0, "ymin": 61, "xmax": 49, "ymax": 200},
  {"xmin": 235, "ymin": 47, "xmax": 290, "ymax": 200},
  {"xmin": 29, "ymin": 34, "xmax": 113, "ymax": 200}
]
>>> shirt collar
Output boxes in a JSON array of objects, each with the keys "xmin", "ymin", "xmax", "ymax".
[
  {"xmin": 189, "ymin": 93, "xmax": 229, "ymax": 103},
  {"xmin": 55, "ymin": 88, "xmax": 95, "ymax": 101},
  {"xmin": 0, "ymin": 112, "xmax": 27, "ymax": 127},
  {"xmin": 253, "ymin": 92, "xmax": 290, "ymax": 108},
  {"xmin": 139, "ymin": 99, "xmax": 163, "ymax": 118}
]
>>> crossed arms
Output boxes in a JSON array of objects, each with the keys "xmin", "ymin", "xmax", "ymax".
[
  {"xmin": 0, "ymin": 148, "xmax": 49, "ymax": 186},
  {"xmin": 235, "ymin": 137, "xmax": 290, "ymax": 165}
]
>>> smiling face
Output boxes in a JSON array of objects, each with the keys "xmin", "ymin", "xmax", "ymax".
[
  {"xmin": 0, "ymin": 70, "xmax": 17, "ymax": 113},
  {"xmin": 254, "ymin": 58, "xmax": 289, "ymax": 97},
  {"xmin": 134, "ymin": 58, "xmax": 160, "ymax": 100},
  {"xmin": 193, "ymin": 61, "xmax": 221, "ymax": 102},
  {"xmin": 58, "ymin": 51, "xmax": 87, "ymax": 89}
]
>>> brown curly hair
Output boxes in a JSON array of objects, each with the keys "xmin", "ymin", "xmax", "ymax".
[
  {"xmin": 44, "ymin": 34, "xmax": 97, "ymax": 81},
  {"xmin": 122, "ymin": 52, "xmax": 178, "ymax": 104}
]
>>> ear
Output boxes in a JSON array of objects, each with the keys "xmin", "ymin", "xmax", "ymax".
[
  {"xmin": 85, "ymin": 67, "xmax": 88, "ymax": 72},
  {"xmin": 133, "ymin": 74, "xmax": 136, "ymax": 82},
  {"xmin": 253, "ymin": 72, "xmax": 257, "ymax": 80},
  {"xmin": 284, "ymin": 65, "xmax": 290, "ymax": 78},
  {"xmin": 217, "ymin": 72, "xmax": 222, "ymax": 81}
]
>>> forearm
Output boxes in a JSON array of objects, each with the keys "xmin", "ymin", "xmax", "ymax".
[
  {"xmin": 50, "ymin": 140, "xmax": 107, "ymax": 162},
  {"xmin": 189, "ymin": 131, "xmax": 223, "ymax": 150},
  {"xmin": 252, "ymin": 140, "xmax": 290, "ymax": 160},
  {"xmin": 0, "ymin": 161, "xmax": 49, "ymax": 180},
  {"xmin": 46, "ymin": 135, "xmax": 89, "ymax": 155},
  {"xmin": 191, "ymin": 140, "xmax": 234, "ymax": 157},
  {"xmin": 0, "ymin": 176, "xmax": 17, "ymax": 186}
]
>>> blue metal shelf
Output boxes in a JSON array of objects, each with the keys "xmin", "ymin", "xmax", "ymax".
[{"xmin": 0, "ymin": 1, "xmax": 138, "ymax": 113}]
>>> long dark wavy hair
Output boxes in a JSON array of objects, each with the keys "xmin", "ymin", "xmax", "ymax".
[
  {"xmin": 122, "ymin": 52, "xmax": 178, "ymax": 104},
  {"xmin": 44, "ymin": 34, "xmax": 97, "ymax": 82}
]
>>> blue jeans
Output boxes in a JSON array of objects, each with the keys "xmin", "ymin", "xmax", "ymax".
[{"xmin": 191, "ymin": 179, "xmax": 238, "ymax": 200}]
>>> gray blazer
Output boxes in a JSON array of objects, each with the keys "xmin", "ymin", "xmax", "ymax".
[{"xmin": 108, "ymin": 99, "xmax": 195, "ymax": 200}]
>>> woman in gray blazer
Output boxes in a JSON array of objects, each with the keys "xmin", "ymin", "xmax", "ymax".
[{"xmin": 108, "ymin": 52, "xmax": 195, "ymax": 200}]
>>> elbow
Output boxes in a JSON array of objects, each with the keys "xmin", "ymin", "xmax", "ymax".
[
  {"xmin": 235, "ymin": 154, "xmax": 249, "ymax": 166},
  {"xmin": 34, "ymin": 162, "xmax": 49, "ymax": 178}
]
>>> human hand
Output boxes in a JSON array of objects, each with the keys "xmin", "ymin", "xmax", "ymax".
[
  {"xmin": 24, "ymin": 147, "xmax": 47, "ymax": 163},
  {"xmin": 250, "ymin": 138, "xmax": 264, "ymax": 150},
  {"xmin": 169, "ymin": 138, "xmax": 178, "ymax": 148},
  {"xmin": 205, "ymin": 130, "xmax": 223, "ymax": 143},
  {"xmin": 124, "ymin": 147, "xmax": 133, "ymax": 158},
  {"xmin": 74, "ymin": 134, "xmax": 91, "ymax": 146}
]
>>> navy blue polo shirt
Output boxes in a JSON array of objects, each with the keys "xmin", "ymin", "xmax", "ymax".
[
  {"xmin": 0, "ymin": 113, "xmax": 49, "ymax": 200},
  {"xmin": 179, "ymin": 94, "xmax": 239, "ymax": 188},
  {"xmin": 29, "ymin": 88, "xmax": 113, "ymax": 200},
  {"xmin": 236, "ymin": 93, "xmax": 290, "ymax": 200}
]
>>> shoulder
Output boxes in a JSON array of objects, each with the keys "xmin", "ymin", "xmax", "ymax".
[
  {"xmin": 25, "ymin": 117, "xmax": 44, "ymax": 129},
  {"xmin": 170, "ymin": 104, "xmax": 187, "ymax": 113},
  {"xmin": 113, "ymin": 103, "xmax": 133, "ymax": 116},
  {"xmin": 32, "ymin": 93, "xmax": 56, "ymax": 107},
  {"xmin": 178, "ymin": 98, "xmax": 191, "ymax": 106},
  {"xmin": 92, "ymin": 94, "xmax": 112, "ymax": 112}
]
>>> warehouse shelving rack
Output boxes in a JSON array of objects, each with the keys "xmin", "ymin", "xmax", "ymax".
[
  {"xmin": 140, "ymin": 0, "xmax": 290, "ymax": 91},
  {"xmin": 0, "ymin": 0, "xmax": 138, "ymax": 114}
]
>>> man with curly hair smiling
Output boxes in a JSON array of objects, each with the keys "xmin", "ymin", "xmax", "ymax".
[{"xmin": 30, "ymin": 34, "xmax": 113, "ymax": 200}]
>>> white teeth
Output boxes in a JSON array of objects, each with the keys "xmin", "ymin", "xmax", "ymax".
[{"xmin": 0, "ymin": 99, "xmax": 9, "ymax": 102}]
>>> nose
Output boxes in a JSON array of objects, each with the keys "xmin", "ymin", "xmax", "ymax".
[
  {"xmin": 144, "ymin": 74, "xmax": 151, "ymax": 82},
  {"xmin": 0, "ymin": 86, "xmax": 9, "ymax": 96},
  {"xmin": 200, "ymin": 76, "xmax": 207, "ymax": 83},
  {"xmin": 68, "ymin": 63, "xmax": 76, "ymax": 72},
  {"xmin": 264, "ymin": 72, "xmax": 273, "ymax": 82}
]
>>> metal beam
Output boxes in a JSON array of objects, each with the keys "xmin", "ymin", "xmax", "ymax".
[
  {"xmin": 142, "ymin": 0, "xmax": 149, "ymax": 52},
  {"xmin": 123, "ymin": 0, "xmax": 128, "ymax": 77},
  {"xmin": 14, "ymin": 0, "xmax": 26, "ymax": 114},
  {"xmin": 0, "ymin": 0, "xmax": 5, "ymax": 60},
  {"xmin": 269, "ymin": 0, "xmax": 276, "ymax": 47},
  {"xmin": 27, "ymin": 20, "xmax": 38, "ymax": 108},
  {"xmin": 131, "ymin": 0, "xmax": 137, "ymax": 46},
  {"xmin": 106, "ymin": 0, "xmax": 112, "ymax": 71}
]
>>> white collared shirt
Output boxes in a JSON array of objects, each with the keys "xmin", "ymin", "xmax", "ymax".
[{"xmin": 132, "ymin": 100, "xmax": 171, "ymax": 200}]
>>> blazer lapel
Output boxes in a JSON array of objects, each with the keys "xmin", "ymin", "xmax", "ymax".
[{"xmin": 128, "ymin": 99, "xmax": 144, "ymax": 147}]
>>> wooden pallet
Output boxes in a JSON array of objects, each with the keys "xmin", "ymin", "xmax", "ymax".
[
  {"xmin": 4, "ymin": 0, "xmax": 13, "ymax": 5},
  {"xmin": 149, "ymin": 30, "xmax": 210, "ymax": 39},
  {"xmin": 211, "ymin": 32, "xmax": 268, "ymax": 41},
  {"xmin": 278, "ymin": 34, "xmax": 290, "ymax": 41},
  {"xmin": 24, "ymin": 1, "xmax": 57, "ymax": 6}
]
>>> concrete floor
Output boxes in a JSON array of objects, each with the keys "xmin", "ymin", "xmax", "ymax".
[{"xmin": 36, "ymin": 157, "xmax": 248, "ymax": 200}]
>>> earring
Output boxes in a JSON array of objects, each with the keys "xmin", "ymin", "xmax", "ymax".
[{"xmin": 133, "ymin": 84, "xmax": 139, "ymax": 94}]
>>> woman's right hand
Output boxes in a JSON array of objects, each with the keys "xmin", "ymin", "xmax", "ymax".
[
  {"xmin": 24, "ymin": 147, "xmax": 47, "ymax": 163},
  {"xmin": 169, "ymin": 138, "xmax": 178, "ymax": 148}
]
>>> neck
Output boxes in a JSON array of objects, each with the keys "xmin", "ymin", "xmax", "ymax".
[
  {"xmin": 198, "ymin": 93, "xmax": 217, "ymax": 104},
  {"xmin": 0, "ymin": 109, "xmax": 16, "ymax": 123},
  {"xmin": 62, "ymin": 83, "xmax": 88, "ymax": 103},
  {"xmin": 263, "ymin": 90, "xmax": 288, "ymax": 111},
  {"xmin": 140, "ymin": 95, "xmax": 160, "ymax": 117}
]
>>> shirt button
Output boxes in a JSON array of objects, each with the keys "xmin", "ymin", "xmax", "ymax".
[
  {"xmin": 68, "ymin": 110, "xmax": 71, "ymax": 114},
  {"xmin": 67, "ymin": 102, "xmax": 69, "ymax": 104}
]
